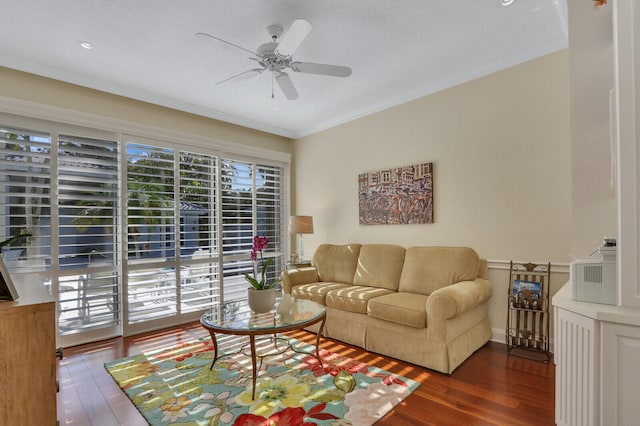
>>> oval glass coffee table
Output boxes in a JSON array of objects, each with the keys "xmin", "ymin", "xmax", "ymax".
[{"xmin": 200, "ymin": 297, "xmax": 326, "ymax": 400}]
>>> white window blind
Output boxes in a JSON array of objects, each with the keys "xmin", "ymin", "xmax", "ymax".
[
  {"xmin": 178, "ymin": 150, "xmax": 219, "ymax": 312},
  {"xmin": 221, "ymin": 158, "xmax": 254, "ymax": 255},
  {"xmin": 256, "ymin": 163, "xmax": 285, "ymax": 285},
  {"xmin": 220, "ymin": 159, "xmax": 285, "ymax": 300},
  {"xmin": 220, "ymin": 158, "xmax": 255, "ymax": 301},
  {"xmin": 0, "ymin": 125, "xmax": 51, "ymax": 273},
  {"xmin": 126, "ymin": 143, "xmax": 177, "ymax": 323},
  {"xmin": 58, "ymin": 134, "xmax": 119, "ymax": 268},
  {"xmin": 57, "ymin": 133, "xmax": 120, "ymax": 334},
  {"xmin": 127, "ymin": 143, "xmax": 176, "ymax": 261}
]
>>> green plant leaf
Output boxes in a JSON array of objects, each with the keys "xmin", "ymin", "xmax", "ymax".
[
  {"xmin": 260, "ymin": 257, "xmax": 273, "ymax": 284},
  {"xmin": 263, "ymin": 278, "xmax": 281, "ymax": 289},
  {"xmin": 244, "ymin": 274, "xmax": 262, "ymax": 289},
  {"xmin": 0, "ymin": 229, "xmax": 31, "ymax": 249}
]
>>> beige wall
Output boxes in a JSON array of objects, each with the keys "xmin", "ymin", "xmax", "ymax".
[
  {"xmin": 293, "ymin": 50, "xmax": 571, "ymax": 339},
  {"xmin": 294, "ymin": 50, "xmax": 570, "ymax": 262},
  {"xmin": 0, "ymin": 66, "xmax": 292, "ymax": 153},
  {"xmin": 568, "ymin": 2, "xmax": 617, "ymax": 258}
]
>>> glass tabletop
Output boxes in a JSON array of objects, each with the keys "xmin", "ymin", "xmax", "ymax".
[{"xmin": 200, "ymin": 297, "xmax": 325, "ymax": 333}]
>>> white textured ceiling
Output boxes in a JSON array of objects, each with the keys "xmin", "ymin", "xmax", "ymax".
[{"xmin": 0, "ymin": 0, "xmax": 568, "ymax": 138}]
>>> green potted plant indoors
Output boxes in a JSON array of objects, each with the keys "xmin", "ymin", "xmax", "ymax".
[{"xmin": 244, "ymin": 236, "xmax": 280, "ymax": 313}]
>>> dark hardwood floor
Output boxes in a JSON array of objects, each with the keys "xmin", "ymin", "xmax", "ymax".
[{"xmin": 57, "ymin": 323, "xmax": 555, "ymax": 425}]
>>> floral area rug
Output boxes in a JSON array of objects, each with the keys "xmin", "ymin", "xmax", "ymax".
[{"xmin": 105, "ymin": 335, "xmax": 419, "ymax": 425}]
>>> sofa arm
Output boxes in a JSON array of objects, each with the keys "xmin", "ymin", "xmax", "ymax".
[
  {"xmin": 280, "ymin": 267, "xmax": 320, "ymax": 294},
  {"xmin": 426, "ymin": 278, "xmax": 492, "ymax": 320}
]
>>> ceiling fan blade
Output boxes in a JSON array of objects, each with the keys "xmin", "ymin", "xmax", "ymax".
[
  {"xmin": 195, "ymin": 32, "xmax": 258, "ymax": 56},
  {"xmin": 275, "ymin": 19, "xmax": 312, "ymax": 58},
  {"xmin": 215, "ymin": 68, "xmax": 264, "ymax": 85},
  {"xmin": 275, "ymin": 72, "xmax": 299, "ymax": 100},
  {"xmin": 290, "ymin": 61, "xmax": 352, "ymax": 77}
]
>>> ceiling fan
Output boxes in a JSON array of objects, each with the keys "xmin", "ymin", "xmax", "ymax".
[{"xmin": 196, "ymin": 19, "xmax": 352, "ymax": 100}]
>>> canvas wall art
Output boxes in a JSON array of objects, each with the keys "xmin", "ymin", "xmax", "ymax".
[{"xmin": 358, "ymin": 162, "xmax": 433, "ymax": 225}]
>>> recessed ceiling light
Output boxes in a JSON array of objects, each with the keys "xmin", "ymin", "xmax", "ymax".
[
  {"xmin": 79, "ymin": 41, "xmax": 94, "ymax": 50},
  {"xmin": 501, "ymin": 0, "xmax": 515, "ymax": 5}
]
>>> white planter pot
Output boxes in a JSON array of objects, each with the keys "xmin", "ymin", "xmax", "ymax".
[{"xmin": 247, "ymin": 287, "xmax": 276, "ymax": 313}]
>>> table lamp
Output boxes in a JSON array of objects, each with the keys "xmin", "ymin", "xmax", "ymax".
[{"xmin": 289, "ymin": 215, "xmax": 314, "ymax": 261}]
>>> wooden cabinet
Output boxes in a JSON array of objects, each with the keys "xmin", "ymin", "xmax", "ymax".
[{"xmin": 0, "ymin": 275, "xmax": 56, "ymax": 425}]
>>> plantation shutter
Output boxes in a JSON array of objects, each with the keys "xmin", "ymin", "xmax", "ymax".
[
  {"xmin": 219, "ymin": 159, "xmax": 285, "ymax": 300},
  {"xmin": 255, "ymin": 163, "xmax": 285, "ymax": 285},
  {"xmin": 220, "ymin": 158, "xmax": 254, "ymax": 301},
  {"xmin": 57, "ymin": 133, "xmax": 120, "ymax": 333},
  {"xmin": 126, "ymin": 143, "xmax": 176, "ymax": 261},
  {"xmin": 126, "ymin": 143, "xmax": 177, "ymax": 323},
  {"xmin": 178, "ymin": 150, "xmax": 219, "ymax": 312},
  {"xmin": 0, "ymin": 125, "xmax": 51, "ymax": 273}
]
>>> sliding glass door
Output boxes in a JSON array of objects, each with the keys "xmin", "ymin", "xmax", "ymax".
[
  {"xmin": 178, "ymin": 150, "xmax": 219, "ymax": 313},
  {"xmin": 125, "ymin": 142, "xmax": 177, "ymax": 329},
  {"xmin": 57, "ymin": 133, "xmax": 120, "ymax": 339},
  {"xmin": 0, "ymin": 115, "xmax": 287, "ymax": 346},
  {"xmin": 123, "ymin": 138, "xmax": 286, "ymax": 336},
  {"xmin": 219, "ymin": 159, "xmax": 284, "ymax": 302},
  {"xmin": 0, "ymin": 123, "xmax": 121, "ymax": 347}
]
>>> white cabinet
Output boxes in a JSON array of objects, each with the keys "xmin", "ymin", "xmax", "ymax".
[
  {"xmin": 553, "ymin": 284, "xmax": 640, "ymax": 426},
  {"xmin": 601, "ymin": 322, "xmax": 640, "ymax": 425},
  {"xmin": 554, "ymin": 305, "xmax": 599, "ymax": 426}
]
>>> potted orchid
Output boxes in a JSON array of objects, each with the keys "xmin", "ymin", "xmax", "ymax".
[
  {"xmin": 244, "ymin": 236, "xmax": 279, "ymax": 290},
  {"xmin": 244, "ymin": 236, "xmax": 280, "ymax": 313}
]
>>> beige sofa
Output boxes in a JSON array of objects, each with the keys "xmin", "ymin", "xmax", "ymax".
[{"xmin": 281, "ymin": 243, "xmax": 492, "ymax": 374}]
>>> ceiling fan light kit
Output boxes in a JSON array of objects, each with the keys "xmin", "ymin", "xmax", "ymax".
[{"xmin": 197, "ymin": 18, "xmax": 352, "ymax": 100}]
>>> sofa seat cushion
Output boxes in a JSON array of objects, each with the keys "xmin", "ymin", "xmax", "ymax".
[
  {"xmin": 291, "ymin": 282, "xmax": 351, "ymax": 305},
  {"xmin": 367, "ymin": 292, "xmax": 429, "ymax": 328},
  {"xmin": 325, "ymin": 285, "xmax": 395, "ymax": 314}
]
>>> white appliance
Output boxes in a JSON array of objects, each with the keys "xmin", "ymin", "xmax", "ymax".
[{"xmin": 570, "ymin": 239, "xmax": 617, "ymax": 305}]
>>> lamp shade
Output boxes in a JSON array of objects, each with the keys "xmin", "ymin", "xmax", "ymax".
[{"xmin": 289, "ymin": 215, "xmax": 314, "ymax": 234}]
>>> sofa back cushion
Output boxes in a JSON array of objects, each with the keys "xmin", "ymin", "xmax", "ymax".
[
  {"xmin": 353, "ymin": 244, "xmax": 406, "ymax": 290},
  {"xmin": 398, "ymin": 246, "xmax": 481, "ymax": 295},
  {"xmin": 313, "ymin": 244, "xmax": 362, "ymax": 284}
]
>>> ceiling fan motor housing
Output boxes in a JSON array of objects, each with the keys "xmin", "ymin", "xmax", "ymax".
[{"xmin": 257, "ymin": 42, "xmax": 290, "ymax": 72}]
